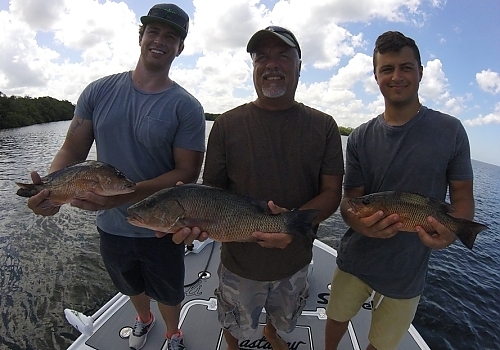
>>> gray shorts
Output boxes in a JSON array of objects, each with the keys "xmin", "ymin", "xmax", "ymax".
[{"xmin": 215, "ymin": 263, "xmax": 309, "ymax": 340}]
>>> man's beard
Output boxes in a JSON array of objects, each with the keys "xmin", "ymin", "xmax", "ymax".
[{"xmin": 262, "ymin": 84, "xmax": 286, "ymax": 98}]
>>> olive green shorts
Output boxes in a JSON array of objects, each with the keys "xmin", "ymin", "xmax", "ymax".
[{"xmin": 326, "ymin": 268, "xmax": 420, "ymax": 350}]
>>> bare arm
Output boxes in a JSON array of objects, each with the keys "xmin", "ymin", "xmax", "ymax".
[
  {"xmin": 71, "ymin": 147, "xmax": 204, "ymax": 210},
  {"xmin": 50, "ymin": 116, "xmax": 95, "ymax": 172},
  {"xmin": 298, "ymin": 174, "xmax": 343, "ymax": 224}
]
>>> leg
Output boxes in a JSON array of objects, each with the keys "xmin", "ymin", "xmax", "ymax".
[
  {"xmin": 264, "ymin": 266, "xmax": 309, "ymax": 350},
  {"xmin": 128, "ymin": 293, "xmax": 156, "ymax": 350},
  {"xmin": 368, "ymin": 294, "xmax": 420, "ymax": 350},
  {"xmin": 215, "ymin": 263, "xmax": 267, "ymax": 349},
  {"xmin": 129, "ymin": 292, "xmax": 152, "ymax": 322},
  {"xmin": 325, "ymin": 269, "xmax": 372, "ymax": 350},
  {"xmin": 157, "ymin": 302, "xmax": 181, "ymax": 338},
  {"xmin": 223, "ymin": 329, "xmax": 240, "ymax": 350},
  {"xmin": 263, "ymin": 320, "xmax": 289, "ymax": 350},
  {"xmin": 324, "ymin": 318, "xmax": 349, "ymax": 350}
]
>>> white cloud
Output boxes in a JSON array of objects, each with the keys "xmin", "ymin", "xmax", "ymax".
[
  {"xmin": 0, "ymin": 0, "xmax": 493, "ymax": 132},
  {"xmin": 419, "ymin": 59, "xmax": 467, "ymax": 116},
  {"xmin": 0, "ymin": 9, "xmax": 60, "ymax": 92},
  {"xmin": 476, "ymin": 69, "xmax": 500, "ymax": 94},
  {"xmin": 464, "ymin": 103, "xmax": 500, "ymax": 126},
  {"xmin": 0, "ymin": 0, "xmax": 140, "ymax": 101},
  {"xmin": 9, "ymin": 0, "xmax": 66, "ymax": 31}
]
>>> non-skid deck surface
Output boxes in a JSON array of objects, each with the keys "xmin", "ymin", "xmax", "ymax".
[{"xmin": 81, "ymin": 241, "xmax": 424, "ymax": 350}]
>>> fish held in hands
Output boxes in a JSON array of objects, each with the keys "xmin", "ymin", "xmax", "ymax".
[
  {"xmin": 126, "ymin": 184, "xmax": 319, "ymax": 242},
  {"xmin": 16, "ymin": 160, "xmax": 136, "ymax": 206},
  {"xmin": 348, "ymin": 191, "xmax": 488, "ymax": 250}
]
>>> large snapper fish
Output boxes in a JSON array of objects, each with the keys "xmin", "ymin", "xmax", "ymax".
[
  {"xmin": 16, "ymin": 160, "xmax": 136, "ymax": 206},
  {"xmin": 348, "ymin": 191, "xmax": 488, "ymax": 249},
  {"xmin": 126, "ymin": 184, "xmax": 319, "ymax": 242}
]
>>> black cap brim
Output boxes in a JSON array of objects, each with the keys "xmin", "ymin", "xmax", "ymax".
[
  {"xmin": 140, "ymin": 16, "xmax": 187, "ymax": 39},
  {"xmin": 247, "ymin": 30, "xmax": 301, "ymax": 58}
]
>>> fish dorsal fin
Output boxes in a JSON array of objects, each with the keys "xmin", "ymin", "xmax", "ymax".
[
  {"xmin": 398, "ymin": 191, "xmax": 456, "ymax": 214},
  {"xmin": 249, "ymin": 197, "xmax": 273, "ymax": 214}
]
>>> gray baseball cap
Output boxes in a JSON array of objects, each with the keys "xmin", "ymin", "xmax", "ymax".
[{"xmin": 247, "ymin": 26, "xmax": 301, "ymax": 58}]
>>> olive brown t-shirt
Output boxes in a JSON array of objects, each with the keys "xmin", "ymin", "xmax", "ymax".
[{"xmin": 203, "ymin": 102, "xmax": 344, "ymax": 281}]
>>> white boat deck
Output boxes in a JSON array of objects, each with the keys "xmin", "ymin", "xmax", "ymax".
[{"xmin": 67, "ymin": 240, "xmax": 430, "ymax": 350}]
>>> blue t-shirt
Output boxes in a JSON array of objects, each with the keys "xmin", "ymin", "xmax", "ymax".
[
  {"xmin": 337, "ymin": 106, "xmax": 473, "ymax": 298},
  {"xmin": 75, "ymin": 71, "xmax": 206, "ymax": 237}
]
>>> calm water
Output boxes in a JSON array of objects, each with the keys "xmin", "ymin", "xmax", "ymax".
[{"xmin": 0, "ymin": 120, "xmax": 499, "ymax": 350}]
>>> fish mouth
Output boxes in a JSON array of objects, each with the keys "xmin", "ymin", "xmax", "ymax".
[
  {"xmin": 122, "ymin": 185, "xmax": 136, "ymax": 194},
  {"xmin": 126, "ymin": 212, "xmax": 144, "ymax": 225},
  {"xmin": 347, "ymin": 199, "xmax": 360, "ymax": 214}
]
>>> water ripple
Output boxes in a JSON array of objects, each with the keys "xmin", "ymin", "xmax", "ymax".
[{"xmin": 1, "ymin": 122, "xmax": 499, "ymax": 349}]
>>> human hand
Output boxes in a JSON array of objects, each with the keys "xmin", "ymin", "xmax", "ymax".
[
  {"xmin": 416, "ymin": 216, "xmax": 457, "ymax": 249},
  {"xmin": 347, "ymin": 207, "xmax": 403, "ymax": 239},
  {"xmin": 252, "ymin": 201, "xmax": 293, "ymax": 249},
  {"xmin": 163, "ymin": 227, "xmax": 210, "ymax": 245},
  {"xmin": 251, "ymin": 201, "xmax": 294, "ymax": 248},
  {"xmin": 26, "ymin": 171, "xmax": 60, "ymax": 216},
  {"xmin": 69, "ymin": 192, "xmax": 118, "ymax": 211},
  {"xmin": 266, "ymin": 200, "xmax": 287, "ymax": 214},
  {"xmin": 252, "ymin": 231, "xmax": 293, "ymax": 249}
]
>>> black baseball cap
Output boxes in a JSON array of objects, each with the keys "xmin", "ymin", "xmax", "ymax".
[
  {"xmin": 246, "ymin": 26, "xmax": 301, "ymax": 58},
  {"xmin": 140, "ymin": 3, "xmax": 189, "ymax": 39}
]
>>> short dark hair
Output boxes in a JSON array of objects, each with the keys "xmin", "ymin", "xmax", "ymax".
[{"xmin": 373, "ymin": 31, "xmax": 421, "ymax": 72}]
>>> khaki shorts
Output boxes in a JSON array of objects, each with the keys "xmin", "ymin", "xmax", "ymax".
[
  {"xmin": 326, "ymin": 268, "xmax": 420, "ymax": 350},
  {"xmin": 215, "ymin": 263, "xmax": 309, "ymax": 340}
]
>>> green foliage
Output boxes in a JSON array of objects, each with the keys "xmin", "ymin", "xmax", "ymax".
[
  {"xmin": 205, "ymin": 113, "xmax": 353, "ymax": 135},
  {"xmin": 0, "ymin": 95, "xmax": 75, "ymax": 129},
  {"xmin": 204, "ymin": 112, "xmax": 219, "ymax": 121},
  {"xmin": 0, "ymin": 95, "xmax": 354, "ymax": 136},
  {"xmin": 338, "ymin": 126, "xmax": 353, "ymax": 136}
]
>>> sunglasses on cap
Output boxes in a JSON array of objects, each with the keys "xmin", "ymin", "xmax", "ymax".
[
  {"xmin": 145, "ymin": 7, "xmax": 189, "ymax": 33},
  {"xmin": 266, "ymin": 26, "xmax": 300, "ymax": 45},
  {"xmin": 248, "ymin": 25, "xmax": 302, "ymax": 58}
]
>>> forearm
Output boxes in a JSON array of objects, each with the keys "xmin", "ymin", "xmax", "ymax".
[
  {"xmin": 49, "ymin": 148, "xmax": 88, "ymax": 173},
  {"xmin": 300, "ymin": 189, "xmax": 341, "ymax": 224},
  {"xmin": 448, "ymin": 180, "xmax": 475, "ymax": 220},
  {"xmin": 299, "ymin": 174, "xmax": 343, "ymax": 224}
]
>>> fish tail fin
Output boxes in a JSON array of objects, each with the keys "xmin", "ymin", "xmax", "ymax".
[
  {"xmin": 454, "ymin": 219, "xmax": 488, "ymax": 250},
  {"xmin": 15, "ymin": 183, "xmax": 38, "ymax": 197},
  {"xmin": 284, "ymin": 209, "xmax": 320, "ymax": 239}
]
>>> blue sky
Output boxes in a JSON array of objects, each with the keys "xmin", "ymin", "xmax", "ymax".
[{"xmin": 1, "ymin": 0, "xmax": 499, "ymax": 166}]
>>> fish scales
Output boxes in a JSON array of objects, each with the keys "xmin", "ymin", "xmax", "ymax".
[
  {"xmin": 179, "ymin": 194, "xmax": 292, "ymax": 241},
  {"xmin": 348, "ymin": 191, "xmax": 488, "ymax": 249},
  {"xmin": 126, "ymin": 184, "xmax": 319, "ymax": 242},
  {"xmin": 15, "ymin": 160, "xmax": 136, "ymax": 205}
]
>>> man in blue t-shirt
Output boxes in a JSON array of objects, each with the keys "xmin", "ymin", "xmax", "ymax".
[
  {"xmin": 325, "ymin": 31, "xmax": 475, "ymax": 350},
  {"xmin": 25, "ymin": 4, "xmax": 205, "ymax": 350}
]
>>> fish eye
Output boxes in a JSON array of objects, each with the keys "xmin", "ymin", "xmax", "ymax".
[
  {"xmin": 362, "ymin": 198, "xmax": 370, "ymax": 205},
  {"xmin": 116, "ymin": 171, "xmax": 126, "ymax": 179},
  {"xmin": 145, "ymin": 198, "xmax": 156, "ymax": 208}
]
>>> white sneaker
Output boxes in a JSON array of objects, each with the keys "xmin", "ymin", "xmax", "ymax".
[{"xmin": 129, "ymin": 313, "xmax": 156, "ymax": 350}]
